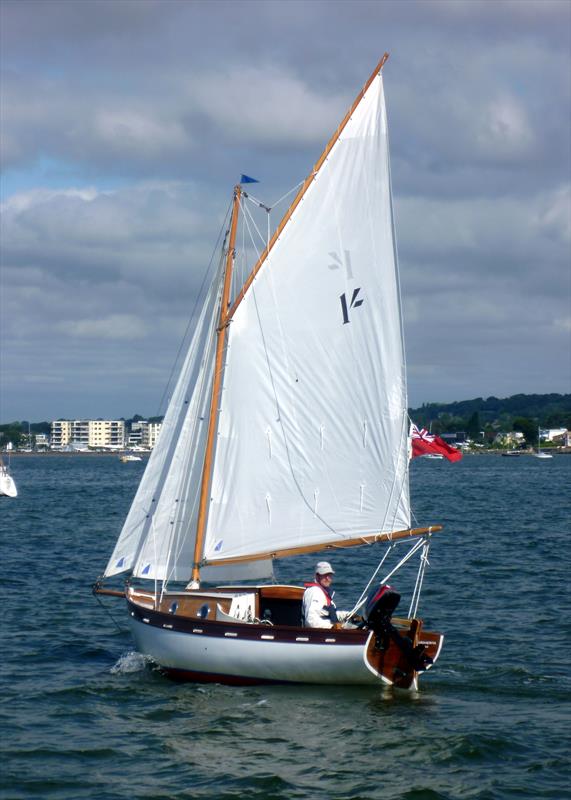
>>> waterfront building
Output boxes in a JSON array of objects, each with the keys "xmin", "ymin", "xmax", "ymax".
[
  {"xmin": 127, "ymin": 421, "xmax": 145, "ymax": 448},
  {"xmin": 142, "ymin": 421, "xmax": 161, "ymax": 449},
  {"xmin": 50, "ymin": 420, "xmax": 125, "ymax": 450},
  {"xmin": 51, "ymin": 420, "xmax": 72, "ymax": 449},
  {"xmin": 35, "ymin": 433, "xmax": 49, "ymax": 449}
]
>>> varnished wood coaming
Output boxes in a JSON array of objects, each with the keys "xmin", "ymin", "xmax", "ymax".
[{"xmin": 127, "ymin": 593, "xmax": 368, "ymax": 645}]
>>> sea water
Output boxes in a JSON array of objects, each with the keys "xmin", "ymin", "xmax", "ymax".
[{"xmin": 1, "ymin": 454, "xmax": 570, "ymax": 800}]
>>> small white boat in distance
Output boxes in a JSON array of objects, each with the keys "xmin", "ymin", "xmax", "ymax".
[
  {"xmin": 120, "ymin": 454, "xmax": 142, "ymax": 463},
  {"xmin": 422, "ymin": 454, "xmax": 444, "ymax": 460},
  {"xmin": 0, "ymin": 457, "xmax": 17, "ymax": 497},
  {"xmin": 533, "ymin": 427, "xmax": 553, "ymax": 459}
]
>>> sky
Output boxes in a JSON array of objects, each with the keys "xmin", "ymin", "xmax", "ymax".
[{"xmin": 1, "ymin": 0, "xmax": 570, "ymax": 422}]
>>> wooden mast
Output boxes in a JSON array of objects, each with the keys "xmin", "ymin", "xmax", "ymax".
[
  {"xmin": 226, "ymin": 52, "xmax": 390, "ymax": 323},
  {"xmin": 189, "ymin": 185, "xmax": 242, "ymax": 586}
]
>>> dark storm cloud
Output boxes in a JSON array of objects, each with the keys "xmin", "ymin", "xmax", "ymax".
[{"xmin": 0, "ymin": 0, "xmax": 569, "ymax": 420}]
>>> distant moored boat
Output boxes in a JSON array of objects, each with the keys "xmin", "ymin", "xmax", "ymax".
[{"xmin": 0, "ymin": 456, "xmax": 17, "ymax": 498}]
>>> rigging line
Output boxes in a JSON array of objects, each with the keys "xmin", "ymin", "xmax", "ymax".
[
  {"xmin": 346, "ymin": 543, "xmax": 396, "ymax": 618},
  {"xmin": 136, "ymin": 249, "xmax": 228, "ymax": 581},
  {"xmin": 353, "ymin": 135, "xmax": 410, "ymax": 541},
  {"xmin": 240, "ymin": 204, "xmax": 264, "ymax": 262},
  {"xmin": 246, "ymin": 177, "xmax": 307, "ymax": 213},
  {"xmin": 150, "ymin": 514, "xmax": 159, "ymax": 606},
  {"xmin": 238, "ymin": 196, "xmax": 247, "ymax": 302},
  {"xmin": 243, "ymin": 192, "xmax": 271, "ymax": 213},
  {"xmin": 161, "ymin": 255, "xmax": 225, "ymax": 590},
  {"xmin": 132, "ymin": 246, "xmax": 226, "ymax": 590},
  {"xmin": 241, "ymin": 192, "xmax": 271, "ymax": 259},
  {"xmin": 381, "ymin": 537, "xmax": 426, "ymax": 585},
  {"xmin": 241, "ymin": 199, "xmax": 268, "ymax": 250},
  {"xmin": 94, "ymin": 591, "xmax": 128, "ymax": 634},
  {"xmin": 409, "ymin": 540, "xmax": 430, "ymax": 618},
  {"xmin": 348, "ymin": 537, "xmax": 428, "ymax": 619},
  {"xmin": 162, "ymin": 294, "xmax": 220, "ymax": 590},
  {"xmin": 155, "ymin": 197, "xmax": 233, "ymax": 418},
  {"xmin": 386, "ymin": 411, "xmax": 412, "ymax": 535},
  {"xmin": 405, "ymin": 415, "xmax": 422, "ymax": 529},
  {"xmin": 387, "ymin": 105, "xmax": 410, "ymax": 427}
]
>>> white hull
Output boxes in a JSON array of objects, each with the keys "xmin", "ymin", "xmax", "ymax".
[
  {"xmin": 129, "ymin": 614, "xmax": 383, "ymax": 686},
  {"xmin": 0, "ymin": 472, "xmax": 17, "ymax": 497},
  {"xmin": 533, "ymin": 452, "xmax": 553, "ymax": 459}
]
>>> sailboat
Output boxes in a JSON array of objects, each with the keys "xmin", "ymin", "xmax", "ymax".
[
  {"xmin": 95, "ymin": 54, "xmax": 446, "ymax": 688},
  {"xmin": 0, "ymin": 452, "xmax": 17, "ymax": 498},
  {"xmin": 533, "ymin": 427, "xmax": 553, "ymax": 459}
]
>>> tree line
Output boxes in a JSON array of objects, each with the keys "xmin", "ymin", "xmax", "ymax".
[
  {"xmin": 409, "ymin": 393, "xmax": 571, "ymax": 442},
  {"xmin": 1, "ymin": 395, "xmax": 570, "ymax": 448}
]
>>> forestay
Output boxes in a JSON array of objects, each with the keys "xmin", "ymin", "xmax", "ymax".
[{"xmin": 203, "ymin": 73, "xmax": 410, "ymax": 565}]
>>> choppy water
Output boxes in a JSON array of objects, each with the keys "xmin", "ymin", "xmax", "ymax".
[{"xmin": 2, "ymin": 454, "xmax": 570, "ymax": 799}]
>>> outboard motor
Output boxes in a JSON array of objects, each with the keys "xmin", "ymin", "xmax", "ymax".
[
  {"xmin": 363, "ymin": 584, "xmax": 401, "ymax": 629},
  {"xmin": 362, "ymin": 583, "xmax": 433, "ymax": 672}
]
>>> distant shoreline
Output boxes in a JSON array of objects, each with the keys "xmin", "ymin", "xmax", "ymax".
[
  {"xmin": 7, "ymin": 451, "xmax": 149, "ymax": 457},
  {"xmin": 6, "ymin": 449, "xmax": 570, "ymax": 457}
]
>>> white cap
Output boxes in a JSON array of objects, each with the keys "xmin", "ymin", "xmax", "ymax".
[{"xmin": 315, "ymin": 561, "xmax": 335, "ymax": 575}]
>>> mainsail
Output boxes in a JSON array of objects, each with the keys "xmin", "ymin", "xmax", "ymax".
[
  {"xmin": 202, "ymin": 71, "xmax": 410, "ymax": 566},
  {"xmin": 104, "ymin": 65, "xmax": 409, "ymax": 583}
]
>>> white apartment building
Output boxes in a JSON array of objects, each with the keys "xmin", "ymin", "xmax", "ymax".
[
  {"xmin": 142, "ymin": 421, "xmax": 162, "ymax": 449},
  {"xmin": 127, "ymin": 421, "xmax": 145, "ymax": 448},
  {"xmin": 51, "ymin": 420, "xmax": 125, "ymax": 450},
  {"xmin": 89, "ymin": 420, "xmax": 125, "ymax": 449},
  {"xmin": 51, "ymin": 420, "xmax": 72, "ymax": 448}
]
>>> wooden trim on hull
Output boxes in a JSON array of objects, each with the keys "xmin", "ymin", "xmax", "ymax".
[{"xmin": 127, "ymin": 598, "xmax": 368, "ymax": 645}]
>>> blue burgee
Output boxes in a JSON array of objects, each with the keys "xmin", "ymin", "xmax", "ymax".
[{"xmin": 240, "ymin": 174, "xmax": 259, "ymax": 184}]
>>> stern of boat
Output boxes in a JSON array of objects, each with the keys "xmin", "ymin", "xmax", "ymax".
[{"xmin": 364, "ymin": 616, "xmax": 443, "ymax": 689}]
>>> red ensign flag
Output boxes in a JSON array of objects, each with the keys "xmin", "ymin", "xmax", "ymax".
[{"xmin": 410, "ymin": 424, "xmax": 463, "ymax": 462}]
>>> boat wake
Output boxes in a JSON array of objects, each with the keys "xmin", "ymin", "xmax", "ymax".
[{"xmin": 110, "ymin": 650, "xmax": 149, "ymax": 675}]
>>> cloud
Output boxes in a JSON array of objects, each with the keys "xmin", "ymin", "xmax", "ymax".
[
  {"xmin": 0, "ymin": 0, "xmax": 570, "ymax": 419},
  {"xmin": 57, "ymin": 314, "xmax": 149, "ymax": 340},
  {"xmin": 476, "ymin": 95, "xmax": 534, "ymax": 160}
]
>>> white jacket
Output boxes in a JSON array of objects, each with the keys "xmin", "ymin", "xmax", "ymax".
[{"xmin": 302, "ymin": 584, "xmax": 335, "ymax": 628}]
